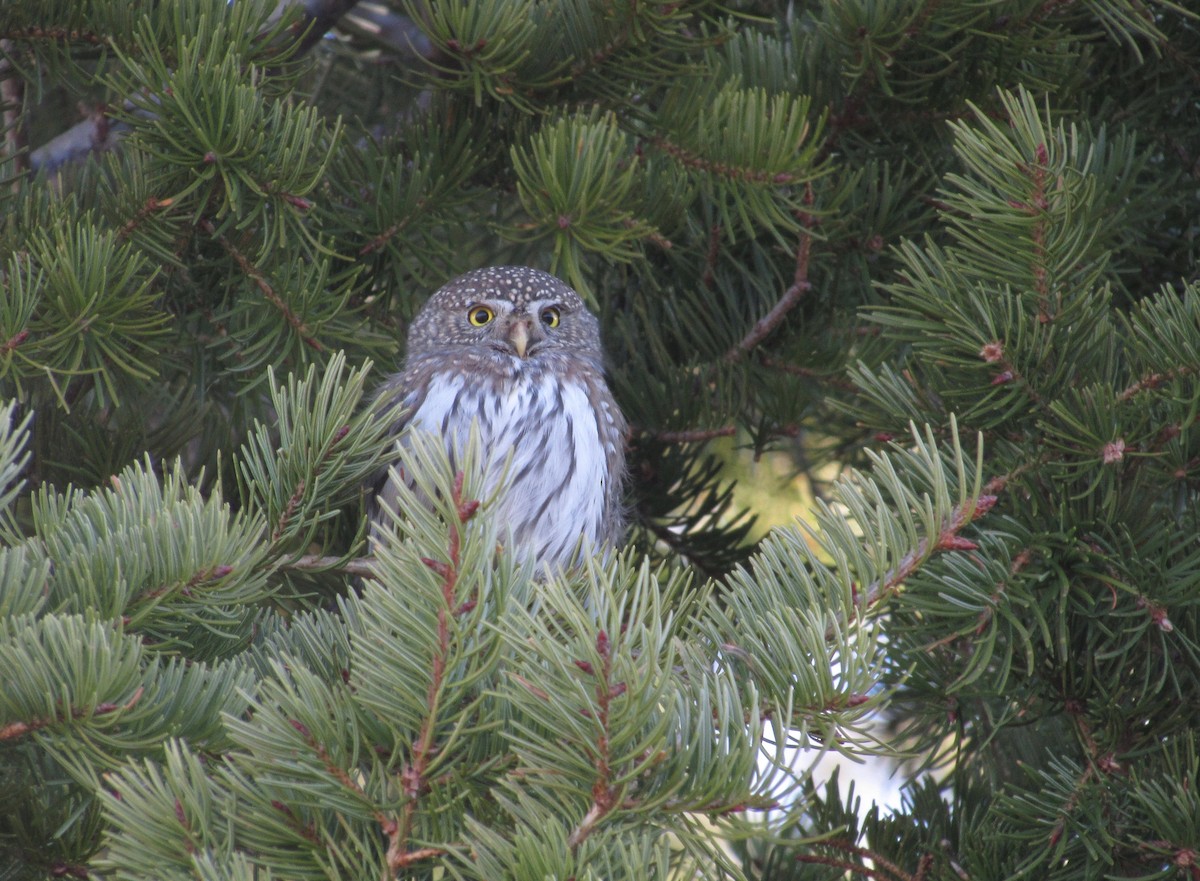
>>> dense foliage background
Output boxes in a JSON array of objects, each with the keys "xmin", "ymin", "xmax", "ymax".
[{"xmin": 1, "ymin": 0, "xmax": 1198, "ymax": 878}]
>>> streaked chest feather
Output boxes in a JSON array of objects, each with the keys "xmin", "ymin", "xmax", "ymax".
[{"xmin": 405, "ymin": 367, "xmax": 614, "ymax": 562}]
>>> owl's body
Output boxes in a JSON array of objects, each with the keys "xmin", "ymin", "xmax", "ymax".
[{"xmin": 372, "ymin": 267, "xmax": 626, "ymax": 567}]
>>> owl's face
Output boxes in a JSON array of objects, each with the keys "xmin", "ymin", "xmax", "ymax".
[{"xmin": 405, "ymin": 266, "xmax": 603, "ymax": 364}]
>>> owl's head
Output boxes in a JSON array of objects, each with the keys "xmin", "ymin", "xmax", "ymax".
[{"xmin": 406, "ymin": 266, "xmax": 602, "ymax": 362}]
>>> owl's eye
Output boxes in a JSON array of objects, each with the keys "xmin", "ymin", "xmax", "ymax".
[
  {"xmin": 467, "ymin": 305, "xmax": 495, "ymax": 327},
  {"xmin": 540, "ymin": 306, "xmax": 561, "ymax": 328}
]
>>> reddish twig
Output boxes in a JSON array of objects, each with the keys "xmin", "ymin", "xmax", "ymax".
[
  {"xmin": 359, "ymin": 201, "xmax": 423, "ymax": 255},
  {"xmin": 288, "ymin": 719, "xmax": 447, "ymax": 869},
  {"xmin": 117, "ymin": 196, "xmax": 175, "ymax": 240},
  {"xmin": 976, "ymin": 340, "xmax": 1043, "ymax": 406},
  {"xmin": 268, "ymin": 425, "xmax": 351, "ymax": 548},
  {"xmin": 383, "ymin": 473, "xmax": 477, "ymax": 877},
  {"xmin": 631, "ymin": 423, "xmax": 808, "ymax": 445},
  {"xmin": 0, "ymin": 686, "xmax": 144, "ymax": 742},
  {"xmin": 131, "ymin": 565, "xmax": 235, "ymax": 607},
  {"xmin": 1118, "ymin": 365, "xmax": 1198, "ymax": 402},
  {"xmin": 271, "ymin": 480, "xmax": 307, "ymax": 545},
  {"xmin": 1047, "ymin": 762, "xmax": 1096, "ymax": 849},
  {"xmin": 701, "ymin": 223, "xmax": 721, "ymax": 289},
  {"xmin": 1017, "ymin": 143, "xmax": 1056, "ymax": 323},
  {"xmin": 567, "ymin": 629, "xmax": 624, "ymax": 850},
  {"xmin": 652, "ymin": 136, "xmax": 803, "ymax": 185},
  {"xmin": 794, "ymin": 852, "xmax": 893, "ymax": 880},
  {"xmin": 0, "ymin": 329, "xmax": 30, "ymax": 355},
  {"xmin": 844, "ymin": 493, "xmax": 998, "ymax": 633}
]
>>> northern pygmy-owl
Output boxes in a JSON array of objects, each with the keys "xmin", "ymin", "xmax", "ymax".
[{"xmin": 371, "ymin": 266, "xmax": 627, "ymax": 568}]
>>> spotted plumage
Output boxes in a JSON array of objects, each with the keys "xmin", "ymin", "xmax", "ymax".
[{"xmin": 371, "ymin": 266, "xmax": 627, "ymax": 567}]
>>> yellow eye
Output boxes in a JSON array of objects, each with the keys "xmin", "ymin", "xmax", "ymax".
[
  {"xmin": 467, "ymin": 304, "xmax": 495, "ymax": 327},
  {"xmin": 540, "ymin": 306, "xmax": 560, "ymax": 328}
]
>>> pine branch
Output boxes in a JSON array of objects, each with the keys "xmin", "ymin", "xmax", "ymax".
[
  {"xmin": 851, "ymin": 492, "xmax": 998, "ymax": 625},
  {"xmin": 650, "ymin": 135, "xmax": 802, "ymax": 186},
  {"xmin": 975, "ymin": 338, "xmax": 1045, "ymax": 407},
  {"xmin": 795, "ymin": 839, "xmax": 934, "ymax": 881},
  {"xmin": 1118, "ymin": 365, "xmax": 1199, "ymax": 401},
  {"xmin": 566, "ymin": 628, "xmax": 621, "ymax": 851},
  {"xmin": 0, "ymin": 687, "xmax": 144, "ymax": 743},
  {"xmin": 921, "ymin": 546, "xmax": 1036, "ymax": 653},
  {"xmin": 25, "ymin": 0, "xmax": 358, "ymax": 174},
  {"xmin": 760, "ymin": 355, "xmax": 859, "ymax": 392},
  {"xmin": 384, "ymin": 471, "xmax": 477, "ymax": 878},
  {"xmin": 724, "ymin": 183, "xmax": 815, "ymax": 363},
  {"xmin": 201, "ymin": 219, "xmax": 323, "ymax": 352},
  {"xmin": 5, "ymin": 2, "xmax": 1200, "ymax": 878}
]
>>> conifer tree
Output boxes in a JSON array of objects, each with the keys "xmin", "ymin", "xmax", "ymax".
[{"xmin": 1, "ymin": 1, "xmax": 1198, "ymax": 879}]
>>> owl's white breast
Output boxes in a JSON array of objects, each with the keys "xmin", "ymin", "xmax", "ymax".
[{"xmin": 405, "ymin": 366, "xmax": 608, "ymax": 565}]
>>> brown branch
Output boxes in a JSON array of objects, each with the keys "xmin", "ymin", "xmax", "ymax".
[
  {"xmin": 288, "ymin": 0, "xmax": 385, "ymax": 54},
  {"xmin": 794, "ymin": 852, "xmax": 896, "ymax": 881},
  {"xmin": 724, "ymin": 183, "xmax": 815, "ymax": 364},
  {"xmin": 268, "ymin": 800, "xmax": 320, "ymax": 844},
  {"xmin": 286, "ymin": 718, "xmax": 449, "ymax": 869},
  {"xmin": 796, "ymin": 840, "xmax": 929, "ymax": 881},
  {"xmin": 201, "ymin": 218, "xmax": 323, "ymax": 351},
  {"xmin": 131, "ymin": 565, "xmax": 236, "ymax": 608},
  {"xmin": 0, "ymin": 40, "xmax": 30, "ymax": 182},
  {"xmin": 29, "ymin": 101, "xmax": 133, "ymax": 175},
  {"xmin": 336, "ymin": 3, "xmax": 434, "ymax": 61},
  {"xmin": 623, "ymin": 215, "xmax": 673, "ymax": 250},
  {"xmin": 359, "ymin": 200, "xmax": 423, "ymax": 255},
  {"xmin": 1047, "ymin": 762, "xmax": 1096, "ymax": 849}
]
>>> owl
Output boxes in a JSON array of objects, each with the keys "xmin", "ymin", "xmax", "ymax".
[{"xmin": 371, "ymin": 266, "xmax": 627, "ymax": 568}]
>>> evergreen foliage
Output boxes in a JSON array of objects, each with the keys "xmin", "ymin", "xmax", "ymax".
[{"xmin": 1, "ymin": 0, "xmax": 1198, "ymax": 879}]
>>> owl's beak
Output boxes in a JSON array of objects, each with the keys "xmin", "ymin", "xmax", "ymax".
[{"xmin": 508, "ymin": 319, "xmax": 531, "ymax": 358}]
